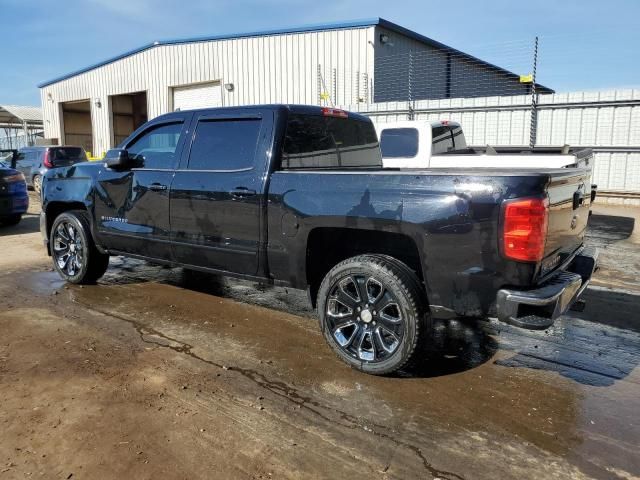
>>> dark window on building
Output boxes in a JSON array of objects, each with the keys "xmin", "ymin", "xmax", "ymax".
[
  {"xmin": 282, "ymin": 114, "xmax": 381, "ymax": 169},
  {"xmin": 187, "ymin": 118, "xmax": 262, "ymax": 171},
  {"xmin": 127, "ymin": 122, "xmax": 183, "ymax": 169},
  {"xmin": 380, "ymin": 128, "xmax": 419, "ymax": 158}
]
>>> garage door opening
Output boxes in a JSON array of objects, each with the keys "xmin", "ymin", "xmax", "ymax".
[
  {"xmin": 110, "ymin": 91, "xmax": 148, "ymax": 147},
  {"xmin": 172, "ymin": 82, "xmax": 222, "ymax": 111},
  {"xmin": 61, "ymin": 100, "xmax": 93, "ymax": 154}
]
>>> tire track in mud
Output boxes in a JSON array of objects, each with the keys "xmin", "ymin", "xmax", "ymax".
[{"xmin": 72, "ymin": 298, "xmax": 466, "ymax": 480}]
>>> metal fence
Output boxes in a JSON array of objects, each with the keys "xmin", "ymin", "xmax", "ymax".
[
  {"xmin": 340, "ymin": 89, "xmax": 640, "ymax": 194},
  {"xmin": 0, "ymin": 131, "xmax": 44, "ymax": 150}
]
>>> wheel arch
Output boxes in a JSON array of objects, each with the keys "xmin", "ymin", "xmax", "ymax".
[
  {"xmin": 45, "ymin": 201, "xmax": 90, "ymax": 240},
  {"xmin": 305, "ymin": 227, "xmax": 425, "ymax": 308}
]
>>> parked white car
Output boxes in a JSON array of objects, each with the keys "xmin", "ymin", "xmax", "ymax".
[{"xmin": 375, "ymin": 120, "xmax": 593, "ymax": 169}]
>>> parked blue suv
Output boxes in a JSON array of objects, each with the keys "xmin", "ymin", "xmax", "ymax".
[
  {"xmin": 15, "ymin": 146, "xmax": 87, "ymax": 194},
  {"xmin": 0, "ymin": 151, "xmax": 29, "ymax": 226}
]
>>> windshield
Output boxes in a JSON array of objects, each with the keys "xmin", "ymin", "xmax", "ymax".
[{"xmin": 51, "ymin": 147, "xmax": 86, "ymax": 162}]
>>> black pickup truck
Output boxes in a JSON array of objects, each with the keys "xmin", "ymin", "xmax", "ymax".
[{"xmin": 40, "ymin": 105, "xmax": 598, "ymax": 375}]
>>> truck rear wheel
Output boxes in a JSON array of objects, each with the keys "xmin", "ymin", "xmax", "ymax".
[
  {"xmin": 50, "ymin": 210, "xmax": 109, "ymax": 284},
  {"xmin": 317, "ymin": 255, "xmax": 429, "ymax": 375}
]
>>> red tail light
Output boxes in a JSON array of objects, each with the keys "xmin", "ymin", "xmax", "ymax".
[
  {"xmin": 43, "ymin": 150, "xmax": 53, "ymax": 168},
  {"xmin": 502, "ymin": 197, "xmax": 549, "ymax": 262},
  {"xmin": 321, "ymin": 107, "xmax": 348, "ymax": 118}
]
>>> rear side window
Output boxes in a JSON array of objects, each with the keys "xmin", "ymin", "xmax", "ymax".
[
  {"xmin": 51, "ymin": 147, "xmax": 86, "ymax": 162},
  {"xmin": 432, "ymin": 125, "xmax": 467, "ymax": 154},
  {"xmin": 187, "ymin": 118, "xmax": 262, "ymax": 171},
  {"xmin": 380, "ymin": 128, "xmax": 419, "ymax": 158},
  {"xmin": 282, "ymin": 114, "xmax": 381, "ymax": 169}
]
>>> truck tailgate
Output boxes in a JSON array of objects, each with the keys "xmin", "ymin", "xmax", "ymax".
[{"xmin": 540, "ymin": 169, "xmax": 592, "ymax": 277}]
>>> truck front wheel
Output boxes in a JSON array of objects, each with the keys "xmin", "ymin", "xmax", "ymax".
[
  {"xmin": 50, "ymin": 210, "xmax": 109, "ymax": 284},
  {"xmin": 317, "ymin": 255, "xmax": 429, "ymax": 375}
]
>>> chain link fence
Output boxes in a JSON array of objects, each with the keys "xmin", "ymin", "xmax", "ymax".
[{"xmin": 0, "ymin": 130, "xmax": 44, "ymax": 150}]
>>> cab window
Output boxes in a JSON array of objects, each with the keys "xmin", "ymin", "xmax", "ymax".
[{"xmin": 380, "ymin": 128, "xmax": 419, "ymax": 158}]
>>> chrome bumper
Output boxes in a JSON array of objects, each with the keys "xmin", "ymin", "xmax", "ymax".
[{"xmin": 496, "ymin": 247, "xmax": 598, "ymax": 330}]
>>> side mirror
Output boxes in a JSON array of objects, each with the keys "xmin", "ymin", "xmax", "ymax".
[{"xmin": 104, "ymin": 149, "xmax": 139, "ymax": 169}]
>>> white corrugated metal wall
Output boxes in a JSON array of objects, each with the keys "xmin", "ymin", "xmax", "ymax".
[
  {"xmin": 343, "ymin": 89, "xmax": 640, "ymax": 194},
  {"xmin": 40, "ymin": 26, "xmax": 376, "ymax": 155}
]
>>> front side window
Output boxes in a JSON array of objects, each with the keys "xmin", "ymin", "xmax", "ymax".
[
  {"xmin": 187, "ymin": 118, "xmax": 262, "ymax": 171},
  {"xmin": 126, "ymin": 122, "xmax": 183, "ymax": 169},
  {"xmin": 380, "ymin": 128, "xmax": 419, "ymax": 158}
]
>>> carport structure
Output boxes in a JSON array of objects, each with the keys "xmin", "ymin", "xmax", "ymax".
[{"xmin": 0, "ymin": 105, "xmax": 43, "ymax": 149}]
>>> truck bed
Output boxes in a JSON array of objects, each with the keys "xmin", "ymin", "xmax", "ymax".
[{"xmin": 431, "ymin": 146, "xmax": 593, "ymax": 169}]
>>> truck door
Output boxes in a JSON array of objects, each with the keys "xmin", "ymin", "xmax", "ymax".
[
  {"xmin": 94, "ymin": 114, "xmax": 192, "ymax": 261},
  {"xmin": 170, "ymin": 110, "xmax": 273, "ymax": 276}
]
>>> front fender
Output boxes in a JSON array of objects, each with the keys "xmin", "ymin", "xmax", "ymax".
[{"xmin": 41, "ymin": 163, "xmax": 100, "ymax": 253}]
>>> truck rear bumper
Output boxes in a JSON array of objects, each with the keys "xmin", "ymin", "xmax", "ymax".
[{"xmin": 496, "ymin": 247, "xmax": 598, "ymax": 330}]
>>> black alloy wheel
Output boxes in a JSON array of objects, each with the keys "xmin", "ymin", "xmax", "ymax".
[
  {"xmin": 318, "ymin": 255, "xmax": 429, "ymax": 375},
  {"xmin": 50, "ymin": 211, "xmax": 110, "ymax": 284}
]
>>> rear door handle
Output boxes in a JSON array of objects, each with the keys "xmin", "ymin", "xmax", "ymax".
[
  {"xmin": 149, "ymin": 183, "xmax": 168, "ymax": 191},
  {"xmin": 230, "ymin": 187, "xmax": 257, "ymax": 198}
]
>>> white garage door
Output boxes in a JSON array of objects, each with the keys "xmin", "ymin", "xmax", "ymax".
[{"xmin": 172, "ymin": 82, "xmax": 222, "ymax": 111}]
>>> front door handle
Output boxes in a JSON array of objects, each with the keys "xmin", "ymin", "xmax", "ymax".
[
  {"xmin": 230, "ymin": 187, "xmax": 257, "ymax": 198},
  {"xmin": 149, "ymin": 183, "xmax": 168, "ymax": 191}
]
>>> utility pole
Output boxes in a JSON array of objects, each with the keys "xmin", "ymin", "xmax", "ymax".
[{"xmin": 408, "ymin": 51, "xmax": 415, "ymax": 120}]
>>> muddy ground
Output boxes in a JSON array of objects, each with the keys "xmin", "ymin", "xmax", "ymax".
[{"xmin": 0, "ymin": 194, "xmax": 639, "ymax": 480}]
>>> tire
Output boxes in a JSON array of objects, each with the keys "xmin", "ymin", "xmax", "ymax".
[
  {"xmin": 317, "ymin": 254, "xmax": 430, "ymax": 375},
  {"xmin": 33, "ymin": 175, "xmax": 42, "ymax": 195},
  {"xmin": 0, "ymin": 215, "xmax": 21, "ymax": 226},
  {"xmin": 50, "ymin": 210, "xmax": 109, "ymax": 284}
]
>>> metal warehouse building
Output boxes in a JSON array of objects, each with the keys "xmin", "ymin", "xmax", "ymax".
[{"xmin": 38, "ymin": 18, "xmax": 549, "ymax": 156}]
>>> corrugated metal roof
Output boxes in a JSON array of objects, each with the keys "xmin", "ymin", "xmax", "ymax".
[
  {"xmin": 37, "ymin": 17, "xmax": 552, "ymax": 93},
  {"xmin": 0, "ymin": 105, "xmax": 43, "ymax": 124}
]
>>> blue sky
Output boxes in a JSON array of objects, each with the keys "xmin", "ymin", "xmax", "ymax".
[{"xmin": 2, "ymin": 0, "xmax": 639, "ymax": 105}]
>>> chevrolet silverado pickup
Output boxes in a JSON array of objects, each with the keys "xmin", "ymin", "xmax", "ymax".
[{"xmin": 40, "ymin": 105, "xmax": 598, "ymax": 375}]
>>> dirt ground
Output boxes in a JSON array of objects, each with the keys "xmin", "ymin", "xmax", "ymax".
[{"xmin": 0, "ymin": 194, "xmax": 639, "ymax": 480}]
